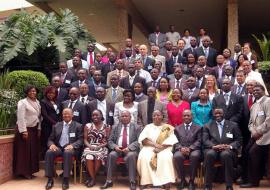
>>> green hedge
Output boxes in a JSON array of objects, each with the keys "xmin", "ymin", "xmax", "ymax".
[{"xmin": 7, "ymin": 70, "xmax": 49, "ymax": 99}]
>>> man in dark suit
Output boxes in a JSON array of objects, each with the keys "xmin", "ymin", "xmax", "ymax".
[
  {"xmin": 196, "ymin": 55, "xmax": 214, "ymax": 76},
  {"xmin": 121, "ymin": 47, "xmax": 135, "ymax": 69},
  {"xmin": 166, "ymin": 45, "xmax": 186, "ymax": 75},
  {"xmin": 146, "ymin": 68, "xmax": 161, "ymax": 89},
  {"xmin": 119, "ymin": 63, "xmax": 146, "ymax": 90},
  {"xmin": 183, "ymin": 37, "xmax": 197, "ymax": 58},
  {"xmin": 169, "ymin": 67, "xmax": 187, "ymax": 90},
  {"xmin": 93, "ymin": 52, "xmax": 105, "ymax": 71},
  {"xmin": 86, "ymin": 86, "xmax": 114, "ymax": 126},
  {"xmin": 67, "ymin": 56, "xmax": 83, "ymax": 82},
  {"xmin": 61, "ymin": 87, "xmax": 87, "ymax": 125},
  {"xmin": 195, "ymin": 67, "xmax": 207, "ymax": 89},
  {"xmin": 88, "ymin": 70, "xmax": 107, "ymax": 98},
  {"xmin": 55, "ymin": 62, "xmax": 75, "ymax": 89},
  {"xmin": 139, "ymin": 44, "xmax": 155, "ymax": 73},
  {"xmin": 182, "ymin": 76, "xmax": 200, "ymax": 104},
  {"xmin": 100, "ymin": 111, "xmax": 140, "ymax": 190},
  {"xmin": 174, "ymin": 110, "xmax": 202, "ymax": 190},
  {"xmin": 119, "ymin": 38, "xmax": 136, "ymax": 59},
  {"xmin": 148, "ymin": 25, "xmax": 166, "ymax": 51},
  {"xmin": 82, "ymin": 42, "xmax": 96, "ymax": 65},
  {"xmin": 218, "ymin": 65, "xmax": 236, "ymax": 89},
  {"xmin": 79, "ymin": 83, "xmax": 93, "ymax": 104},
  {"xmin": 203, "ymin": 108, "xmax": 242, "ymax": 190},
  {"xmin": 231, "ymin": 70, "xmax": 247, "ymax": 96},
  {"xmin": 212, "ymin": 55, "xmax": 226, "ymax": 81},
  {"xmin": 51, "ymin": 75, "xmax": 69, "ymax": 105},
  {"xmin": 45, "ymin": 108, "xmax": 83, "ymax": 190},
  {"xmin": 70, "ymin": 68, "xmax": 90, "ymax": 88},
  {"xmin": 137, "ymin": 87, "xmax": 167, "ymax": 128},
  {"xmin": 102, "ymin": 52, "xmax": 117, "ymax": 82},
  {"xmin": 194, "ymin": 36, "xmax": 217, "ymax": 67},
  {"xmin": 212, "ymin": 78, "xmax": 243, "ymax": 124}
]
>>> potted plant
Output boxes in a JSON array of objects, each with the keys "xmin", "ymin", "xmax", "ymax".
[{"xmin": 252, "ymin": 33, "xmax": 270, "ymax": 90}]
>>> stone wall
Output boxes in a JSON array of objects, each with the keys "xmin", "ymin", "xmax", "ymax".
[{"xmin": 0, "ymin": 135, "xmax": 14, "ymax": 184}]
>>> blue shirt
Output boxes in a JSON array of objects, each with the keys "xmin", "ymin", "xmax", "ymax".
[{"xmin": 191, "ymin": 100, "xmax": 212, "ymax": 127}]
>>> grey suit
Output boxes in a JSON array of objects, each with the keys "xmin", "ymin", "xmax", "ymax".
[
  {"xmin": 105, "ymin": 86, "xmax": 124, "ymax": 104},
  {"xmin": 45, "ymin": 121, "xmax": 83, "ymax": 178},
  {"xmin": 134, "ymin": 94, "xmax": 148, "ymax": 103},
  {"xmin": 137, "ymin": 99, "xmax": 167, "ymax": 128},
  {"xmin": 182, "ymin": 88, "xmax": 200, "ymax": 104},
  {"xmin": 106, "ymin": 123, "xmax": 141, "ymax": 182},
  {"xmin": 203, "ymin": 120, "xmax": 242, "ymax": 186},
  {"xmin": 148, "ymin": 32, "xmax": 166, "ymax": 49},
  {"xmin": 173, "ymin": 124, "xmax": 202, "ymax": 181}
]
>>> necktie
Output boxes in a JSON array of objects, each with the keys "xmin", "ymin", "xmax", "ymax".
[
  {"xmin": 204, "ymin": 48, "xmax": 209, "ymax": 58},
  {"xmin": 90, "ymin": 52, "xmax": 94, "ymax": 64},
  {"xmin": 69, "ymin": 101, "xmax": 74, "ymax": 109},
  {"xmin": 136, "ymin": 70, "xmax": 140, "ymax": 76},
  {"xmin": 189, "ymin": 89, "xmax": 193, "ymax": 98},
  {"xmin": 185, "ymin": 124, "xmax": 190, "ymax": 131},
  {"xmin": 224, "ymin": 94, "xmax": 229, "ymax": 106},
  {"xmin": 81, "ymin": 97, "xmax": 85, "ymax": 103},
  {"xmin": 173, "ymin": 56, "xmax": 177, "ymax": 63},
  {"xmin": 248, "ymin": 94, "xmax": 253, "ymax": 110},
  {"xmin": 217, "ymin": 122, "xmax": 223, "ymax": 138},
  {"xmin": 118, "ymin": 70, "xmax": 121, "ymax": 77},
  {"xmin": 112, "ymin": 88, "xmax": 117, "ymax": 101},
  {"xmin": 152, "ymin": 81, "xmax": 155, "ymax": 87},
  {"xmin": 236, "ymin": 85, "xmax": 242, "ymax": 95},
  {"xmin": 122, "ymin": 125, "xmax": 127, "ymax": 148},
  {"xmin": 176, "ymin": 80, "xmax": 180, "ymax": 89},
  {"xmin": 59, "ymin": 123, "xmax": 69, "ymax": 147}
]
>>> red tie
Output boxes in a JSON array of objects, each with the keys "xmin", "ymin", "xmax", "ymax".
[
  {"xmin": 248, "ymin": 94, "xmax": 253, "ymax": 110},
  {"xmin": 122, "ymin": 126, "xmax": 127, "ymax": 148},
  {"xmin": 90, "ymin": 52, "xmax": 94, "ymax": 64}
]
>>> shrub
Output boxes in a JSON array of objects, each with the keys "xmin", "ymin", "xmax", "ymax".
[{"xmin": 7, "ymin": 70, "xmax": 49, "ymax": 99}]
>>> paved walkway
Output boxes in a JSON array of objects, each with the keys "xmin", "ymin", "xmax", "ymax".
[{"xmin": 0, "ymin": 170, "xmax": 270, "ymax": 190}]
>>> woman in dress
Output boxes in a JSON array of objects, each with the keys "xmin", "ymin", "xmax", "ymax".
[
  {"xmin": 137, "ymin": 110, "xmax": 178, "ymax": 189},
  {"xmin": 204, "ymin": 75, "xmax": 220, "ymax": 103},
  {"xmin": 191, "ymin": 88, "xmax": 212, "ymax": 127},
  {"xmin": 14, "ymin": 85, "xmax": 41, "ymax": 179},
  {"xmin": 156, "ymin": 77, "xmax": 172, "ymax": 105},
  {"xmin": 114, "ymin": 89, "xmax": 138, "ymax": 125},
  {"xmin": 167, "ymin": 88, "xmax": 190, "ymax": 127},
  {"xmin": 40, "ymin": 86, "xmax": 60, "ymax": 159},
  {"xmin": 236, "ymin": 54, "xmax": 248, "ymax": 71},
  {"xmin": 82, "ymin": 109, "xmax": 109, "ymax": 187}
]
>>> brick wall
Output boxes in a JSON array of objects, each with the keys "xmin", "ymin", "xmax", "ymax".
[{"xmin": 0, "ymin": 135, "xmax": 14, "ymax": 185}]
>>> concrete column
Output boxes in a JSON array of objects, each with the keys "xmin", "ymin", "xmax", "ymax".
[
  {"xmin": 117, "ymin": 8, "xmax": 129, "ymax": 51},
  {"xmin": 227, "ymin": 0, "xmax": 239, "ymax": 51}
]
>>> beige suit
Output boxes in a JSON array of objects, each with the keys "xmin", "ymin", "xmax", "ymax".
[
  {"xmin": 106, "ymin": 69, "xmax": 129, "ymax": 86},
  {"xmin": 249, "ymin": 96, "xmax": 270, "ymax": 145},
  {"xmin": 137, "ymin": 99, "xmax": 168, "ymax": 128},
  {"xmin": 105, "ymin": 86, "xmax": 124, "ymax": 104}
]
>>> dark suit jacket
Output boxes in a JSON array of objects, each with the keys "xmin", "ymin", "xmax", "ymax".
[
  {"xmin": 70, "ymin": 79, "xmax": 91, "ymax": 88},
  {"xmin": 182, "ymin": 88, "xmax": 200, "ymax": 104},
  {"xmin": 212, "ymin": 92, "xmax": 243, "ymax": 124},
  {"xmin": 61, "ymin": 100, "xmax": 88, "ymax": 125},
  {"xmin": 174, "ymin": 123, "xmax": 202, "ymax": 152},
  {"xmin": 203, "ymin": 120, "xmax": 242, "ymax": 150},
  {"xmin": 47, "ymin": 121, "xmax": 83, "ymax": 150},
  {"xmin": 82, "ymin": 52, "xmax": 95, "ymax": 63},
  {"xmin": 183, "ymin": 47, "xmax": 196, "ymax": 58},
  {"xmin": 218, "ymin": 76, "xmax": 235, "ymax": 89},
  {"xmin": 53, "ymin": 71, "xmax": 75, "ymax": 89},
  {"xmin": 134, "ymin": 94, "xmax": 148, "ymax": 103},
  {"xmin": 169, "ymin": 78, "xmax": 187, "ymax": 90},
  {"xmin": 86, "ymin": 99, "xmax": 114, "ymax": 126},
  {"xmin": 212, "ymin": 65, "xmax": 225, "ymax": 80},
  {"xmin": 102, "ymin": 62, "xmax": 116, "ymax": 81},
  {"xmin": 41, "ymin": 98, "xmax": 60, "ymax": 126},
  {"xmin": 56, "ymin": 87, "xmax": 69, "ymax": 105},
  {"xmin": 231, "ymin": 84, "xmax": 247, "ymax": 96},
  {"xmin": 88, "ymin": 83, "xmax": 107, "ymax": 98},
  {"xmin": 166, "ymin": 55, "xmax": 185, "ymax": 75},
  {"xmin": 108, "ymin": 123, "xmax": 141, "ymax": 151},
  {"xmin": 67, "ymin": 67, "xmax": 82, "ymax": 82},
  {"xmin": 196, "ymin": 77, "xmax": 207, "ymax": 89},
  {"xmin": 195, "ymin": 47, "xmax": 217, "ymax": 67},
  {"xmin": 119, "ymin": 75, "xmax": 146, "ymax": 90},
  {"xmin": 143, "ymin": 57, "xmax": 155, "ymax": 73}
]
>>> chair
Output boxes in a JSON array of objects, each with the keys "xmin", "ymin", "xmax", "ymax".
[
  {"xmin": 183, "ymin": 159, "xmax": 203, "ymax": 188},
  {"xmin": 54, "ymin": 156, "xmax": 77, "ymax": 184}
]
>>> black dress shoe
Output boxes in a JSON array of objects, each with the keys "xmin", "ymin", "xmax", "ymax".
[
  {"xmin": 130, "ymin": 182, "xmax": 136, "ymax": 190},
  {"xmin": 204, "ymin": 185, "xmax": 212, "ymax": 190},
  {"xmin": 62, "ymin": 178, "xmax": 69, "ymax": 190},
  {"xmin": 188, "ymin": 181, "xmax": 195, "ymax": 190},
  {"xmin": 226, "ymin": 186, "xmax": 233, "ymax": 190},
  {"xmin": 179, "ymin": 179, "xmax": 187, "ymax": 189},
  {"xmin": 45, "ymin": 178, "xmax": 54, "ymax": 190},
  {"xmin": 240, "ymin": 183, "xmax": 259, "ymax": 188},
  {"xmin": 87, "ymin": 179, "xmax": 96, "ymax": 187},
  {"xmin": 100, "ymin": 181, "xmax": 113, "ymax": 189}
]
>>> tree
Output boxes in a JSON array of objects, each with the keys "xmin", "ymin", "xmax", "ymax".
[{"xmin": 0, "ymin": 9, "xmax": 94, "ymax": 69}]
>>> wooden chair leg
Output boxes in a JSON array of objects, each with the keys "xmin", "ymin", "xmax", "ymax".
[{"xmin": 74, "ymin": 160, "xmax": 76, "ymax": 184}]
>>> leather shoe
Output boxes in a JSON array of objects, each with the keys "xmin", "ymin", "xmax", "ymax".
[
  {"xmin": 226, "ymin": 186, "xmax": 233, "ymax": 190},
  {"xmin": 130, "ymin": 182, "xmax": 136, "ymax": 190},
  {"xmin": 62, "ymin": 181, "xmax": 69, "ymax": 190},
  {"xmin": 100, "ymin": 181, "xmax": 113, "ymax": 189},
  {"xmin": 240, "ymin": 183, "xmax": 259, "ymax": 188},
  {"xmin": 204, "ymin": 185, "xmax": 212, "ymax": 190},
  {"xmin": 179, "ymin": 179, "xmax": 187, "ymax": 189},
  {"xmin": 188, "ymin": 181, "xmax": 195, "ymax": 190},
  {"xmin": 87, "ymin": 179, "xmax": 96, "ymax": 187},
  {"xmin": 45, "ymin": 178, "xmax": 54, "ymax": 190}
]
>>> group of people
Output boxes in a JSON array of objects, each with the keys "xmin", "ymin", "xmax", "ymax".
[{"xmin": 13, "ymin": 26, "xmax": 270, "ymax": 190}]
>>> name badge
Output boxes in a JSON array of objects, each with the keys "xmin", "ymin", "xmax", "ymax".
[
  {"xmin": 56, "ymin": 109, "xmax": 60, "ymax": 114},
  {"xmin": 69, "ymin": 133, "xmax": 75, "ymax": 137},
  {"xmin": 226, "ymin": 133, "xmax": 233, "ymax": 138},
  {"xmin": 251, "ymin": 60, "xmax": 255, "ymax": 64},
  {"xmin": 73, "ymin": 111, "xmax": 79, "ymax": 116},
  {"xmin": 109, "ymin": 111, "xmax": 113, "ymax": 117},
  {"xmin": 258, "ymin": 111, "xmax": 265, "ymax": 116},
  {"xmin": 147, "ymin": 65, "xmax": 153, "ymax": 70},
  {"xmin": 65, "ymin": 80, "xmax": 71, "ymax": 84}
]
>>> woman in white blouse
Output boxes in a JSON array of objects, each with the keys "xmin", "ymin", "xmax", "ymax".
[
  {"xmin": 14, "ymin": 85, "xmax": 42, "ymax": 179},
  {"xmin": 114, "ymin": 89, "xmax": 138, "ymax": 125}
]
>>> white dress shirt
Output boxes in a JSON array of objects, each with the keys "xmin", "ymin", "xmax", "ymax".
[
  {"xmin": 97, "ymin": 100, "xmax": 107, "ymax": 123},
  {"xmin": 137, "ymin": 69, "xmax": 152, "ymax": 83}
]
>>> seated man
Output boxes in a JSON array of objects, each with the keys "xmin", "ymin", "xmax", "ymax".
[
  {"xmin": 45, "ymin": 108, "xmax": 83, "ymax": 190},
  {"xmin": 173, "ymin": 110, "xmax": 202, "ymax": 190},
  {"xmin": 203, "ymin": 108, "xmax": 242, "ymax": 190},
  {"xmin": 100, "ymin": 111, "xmax": 141, "ymax": 190}
]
